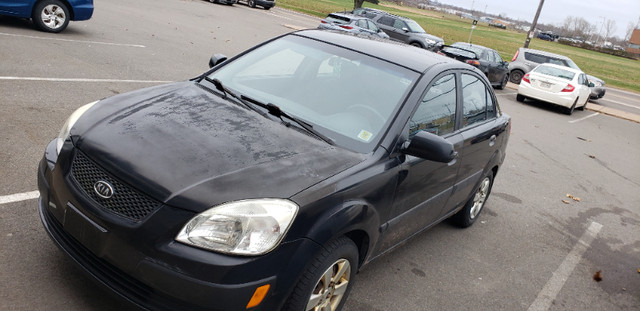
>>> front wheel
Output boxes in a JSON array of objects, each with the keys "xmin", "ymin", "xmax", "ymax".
[
  {"xmin": 284, "ymin": 237, "xmax": 358, "ymax": 311},
  {"xmin": 33, "ymin": 0, "xmax": 70, "ymax": 33},
  {"xmin": 248, "ymin": 0, "xmax": 257, "ymax": 7},
  {"xmin": 497, "ymin": 73, "xmax": 509, "ymax": 90},
  {"xmin": 451, "ymin": 171, "xmax": 494, "ymax": 228},
  {"xmin": 516, "ymin": 94, "xmax": 526, "ymax": 102}
]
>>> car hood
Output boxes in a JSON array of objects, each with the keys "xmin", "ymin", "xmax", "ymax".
[
  {"xmin": 416, "ymin": 32, "xmax": 444, "ymax": 43},
  {"xmin": 71, "ymin": 81, "xmax": 366, "ymax": 212}
]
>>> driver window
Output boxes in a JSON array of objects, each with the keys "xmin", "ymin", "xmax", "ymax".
[
  {"xmin": 409, "ymin": 74, "xmax": 457, "ymax": 137},
  {"xmin": 393, "ymin": 19, "xmax": 407, "ymax": 30}
]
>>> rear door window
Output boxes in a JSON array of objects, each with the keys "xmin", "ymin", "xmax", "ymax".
[{"xmin": 461, "ymin": 74, "xmax": 490, "ymax": 127}]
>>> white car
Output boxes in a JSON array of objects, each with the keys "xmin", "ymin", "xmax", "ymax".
[{"xmin": 516, "ymin": 63, "xmax": 591, "ymax": 115}]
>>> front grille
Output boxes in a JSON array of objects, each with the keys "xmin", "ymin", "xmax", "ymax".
[{"xmin": 71, "ymin": 151, "xmax": 161, "ymax": 221}]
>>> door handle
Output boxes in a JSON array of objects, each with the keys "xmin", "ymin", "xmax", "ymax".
[{"xmin": 489, "ymin": 135, "xmax": 497, "ymax": 147}]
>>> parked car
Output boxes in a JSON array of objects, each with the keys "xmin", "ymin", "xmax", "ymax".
[
  {"xmin": 0, "ymin": 0, "xmax": 93, "ymax": 33},
  {"xmin": 209, "ymin": 0, "xmax": 237, "ymax": 5},
  {"xmin": 438, "ymin": 42, "xmax": 510, "ymax": 89},
  {"xmin": 516, "ymin": 63, "xmax": 591, "ymax": 115},
  {"xmin": 38, "ymin": 30, "xmax": 510, "ymax": 311},
  {"xmin": 508, "ymin": 47, "xmax": 606, "ymax": 99},
  {"xmin": 318, "ymin": 12, "xmax": 389, "ymax": 39},
  {"xmin": 237, "ymin": 0, "xmax": 274, "ymax": 10},
  {"xmin": 537, "ymin": 33, "xmax": 554, "ymax": 41},
  {"xmin": 353, "ymin": 7, "xmax": 444, "ymax": 51}
]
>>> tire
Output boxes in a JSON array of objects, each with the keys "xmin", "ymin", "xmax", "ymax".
[
  {"xmin": 451, "ymin": 171, "xmax": 494, "ymax": 228},
  {"xmin": 509, "ymin": 70, "xmax": 524, "ymax": 84},
  {"xmin": 497, "ymin": 73, "xmax": 509, "ymax": 90},
  {"xmin": 248, "ymin": 0, "xmax": 257, "ymax": 7},
  {"xmin": 284, "ymin": 237, "xmax": 358, "ymax": 311},
  {"xmin": 566, "ymin": 98, "xmax": 578, "ymax": 115},
  {"xmin": 264, "ymin": 6, "xmax": 270, "ymax": 10},
  {"xmin": 516, "ymin": 94, "xmax": 525, "ymax": 102},
  {"xmin": 32, "ymin": 0, "xmax": 70, "ymax": 33},
  {"xmin": 410, "ymin": 42, "xmax": 423, "ymax": 48}
]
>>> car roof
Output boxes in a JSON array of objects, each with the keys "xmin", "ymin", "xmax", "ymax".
[
  {"xmin": 294, "ymin": 30, "xmax": 457, "ymax": 72},
  {"xmin": 519, "ymin": 47, "xmax": 570, "ymax": 60},
  {"xmin": 534, "ymin": 62, "xmax": 583, "ymax": 74}
]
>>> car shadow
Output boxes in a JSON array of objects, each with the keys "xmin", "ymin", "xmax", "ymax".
[
  {"xmin": 0, "ymin": 16, "xmax": 34, "ymax": 31},
  {"xmin": 517, "ymin": 97, "xmax": 583, "ymax": 115}
]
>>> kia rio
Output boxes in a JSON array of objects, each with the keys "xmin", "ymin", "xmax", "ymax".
[{"xmin": 38, "ymin": 30, "xmax": 510, "ymax": 311}]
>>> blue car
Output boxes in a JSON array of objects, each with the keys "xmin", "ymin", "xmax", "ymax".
[{"xmin": 0, "ymin": 0, "xmax": 93, "ymax": 33}]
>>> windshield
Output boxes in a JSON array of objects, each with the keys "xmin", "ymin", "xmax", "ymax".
[
  {"xmin": 205, "ymin": 35, "xmax": 419, "ymax": 153},
  {"xmin": 564, "ymin": 58, "xmax": 581, "ymax": 70},
  {"xmin": 534, "ymin": 65, "xmax": 576, "ymax": 81},
  {"xmin": 405, "ymin": 19, "xmax": 426, "ymax": 33}
]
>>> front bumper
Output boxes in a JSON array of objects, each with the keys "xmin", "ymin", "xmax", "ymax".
[
  {"xmin": 255, "ymin": 0, "xmax": 276, "ymax": 8},
  {"xmin": 37, "ymin": 140, "xmax": 321, "ymax": 310}
]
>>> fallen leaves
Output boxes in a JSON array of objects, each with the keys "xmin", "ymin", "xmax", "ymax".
[
  {"xmin": 566, "ymin": 194, "xmax": 581, "ymax": 202},
  {"xmin": 593, "ymin": 270, "xmax": 602, "ymax": 282},
  {"xmin": 562, "ymin": 194, "xmax": 581, "ymax": 205}
]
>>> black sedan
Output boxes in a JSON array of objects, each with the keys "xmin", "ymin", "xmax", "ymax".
[
  {"xmin": 438, "ymin": 42, "xmax": 510, "ymax": 89},
  {"xmin": 38, "ymin": 30, "xmax": 510, "ymax": 311}
]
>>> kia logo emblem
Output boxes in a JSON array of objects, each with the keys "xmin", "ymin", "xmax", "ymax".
[{"xmin": 94, "ymin": 181, "xmax": 114, "ymax": 199}]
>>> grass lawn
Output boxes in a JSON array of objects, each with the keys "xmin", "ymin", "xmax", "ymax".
[{"xmin": 277, "ymin": 0, "xmax": 640, "ymax": 93}]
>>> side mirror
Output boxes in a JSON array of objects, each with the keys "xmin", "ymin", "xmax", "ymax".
[
  {"xmin": 588, "ymin": 82, "xmax": 595, "ymax": 87},
  {"xmin": 402, "ymin": 27, "xmax": 409, "ymax": 32},
  {"xmin": 209, "ymin": 54, "xmax": 228, "ymax": 68},
  {"xmin": 402, "ymin": 131, "xmax": 458, "ymax": 163}
]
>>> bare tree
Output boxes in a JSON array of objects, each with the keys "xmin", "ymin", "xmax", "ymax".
[
  {"xmin": 354, "ymin": 0, "xmax": 365, "ymax": 9},
  {"xmin": 603, "ymin": 19, "xmax": 617, "ymax": 42},
  {"xmin": 625, "ymin": 22, "xmax": 635, "ymax": 41}
]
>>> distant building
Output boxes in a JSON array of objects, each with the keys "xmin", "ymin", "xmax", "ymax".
[{"xmin": 627, "ymin": 29, "xmax": 640, "ymax": 56}]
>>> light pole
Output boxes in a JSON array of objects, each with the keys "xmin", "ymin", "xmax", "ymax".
[{"xmin": 524, "ymin": 0, "xmax": 545, "ymax": 48}]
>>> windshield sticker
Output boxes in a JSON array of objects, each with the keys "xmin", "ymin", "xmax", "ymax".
[{"xmin": 358, "ymin": 130, "xmax": 373, "ymax": 142}]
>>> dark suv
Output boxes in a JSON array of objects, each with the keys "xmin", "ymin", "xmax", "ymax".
[{"xmin": 354, "ymin": 7, "xmax": 444, "ymax": 51}]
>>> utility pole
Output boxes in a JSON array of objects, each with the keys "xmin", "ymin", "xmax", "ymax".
[{"xmin": 524, "ymin": 0, "xmax": 545, "ymax": 48}]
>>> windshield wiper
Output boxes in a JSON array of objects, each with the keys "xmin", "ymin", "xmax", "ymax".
[
  {"xmin": 240, "ymin": 95, "xmax": 335, "ymax": 146},
  {"xmin": 204, "ymin": 77, "xmax": 266, "ymax": 116}
]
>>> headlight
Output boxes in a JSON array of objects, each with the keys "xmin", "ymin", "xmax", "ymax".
[
  {"xmin": 425, "ymin": 38, "xmax": 436, "ymax": 45},
  {"xmin": 176, "ymin": 199, "xmax": 298, "ymax": 256},
  {"xmin": 56, "ymin": 101, "xmax": 98, "ymax": 154}
]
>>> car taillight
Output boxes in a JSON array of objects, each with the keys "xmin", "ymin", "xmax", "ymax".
[
  {"xmin": 437, "ymin": 51, "xmax": 445, "ymax": 55},
  {"xmin": 561, "ymin": 84, "xmax": 575, "ymax": 92},
  {"xmin": 522, "ymin": 73, "xmax": 530, "ymax": 83},
  {"xmin": 511, "ymin": 50, "xmax": 519, "ymax": 62},
  {"xmin": 320, "ymin": 20, "xmax": 327, "ymax": 24},
  {"xmin": 466, "ymin": 60, "xmax": 480, "ymax": 66},
  {"xmin": 340, "ymin": 25, "xmax": 353, "ymax": 30}
]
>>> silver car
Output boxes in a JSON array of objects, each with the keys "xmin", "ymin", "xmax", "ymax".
[{"xmin": 508, "ymin": 47, "xmax": 605, "ymax": 99}]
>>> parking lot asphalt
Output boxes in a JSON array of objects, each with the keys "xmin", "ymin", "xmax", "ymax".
[{"xmin": 1, "ymin": 1, "xmax": 639, "ymax": 310}]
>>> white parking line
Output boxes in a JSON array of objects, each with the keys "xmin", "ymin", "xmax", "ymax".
[
  {"xmin": 496, "ymin": 92, "xmax": 517, "ymax": 96},
  {"xmin": 0, "ymin": 191, "xmax": 39, "ymax": 205},
  {"xmin": 527, "ymin": 221, "xmax": 603, "ymax": 311},
  {"xmin": 0, "ymin": 32, "xmax": 145, "ymax": 48},
  {"xmin": 569, "ymin": 112, "xmax": 600, "ymax": 123},
  {"xmin": 0, "ymin": 77, "xmax": 172, "ymax": 83}
]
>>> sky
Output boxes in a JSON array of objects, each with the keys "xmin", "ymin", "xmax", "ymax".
[{"xmin": 436, "ymin": 0, "xmax": 640, "ymax": 39}]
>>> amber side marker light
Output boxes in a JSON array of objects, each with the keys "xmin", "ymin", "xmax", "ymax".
[{"xmin": 246, "ymin": 284, "xmax": 271, "ymax": 309}]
